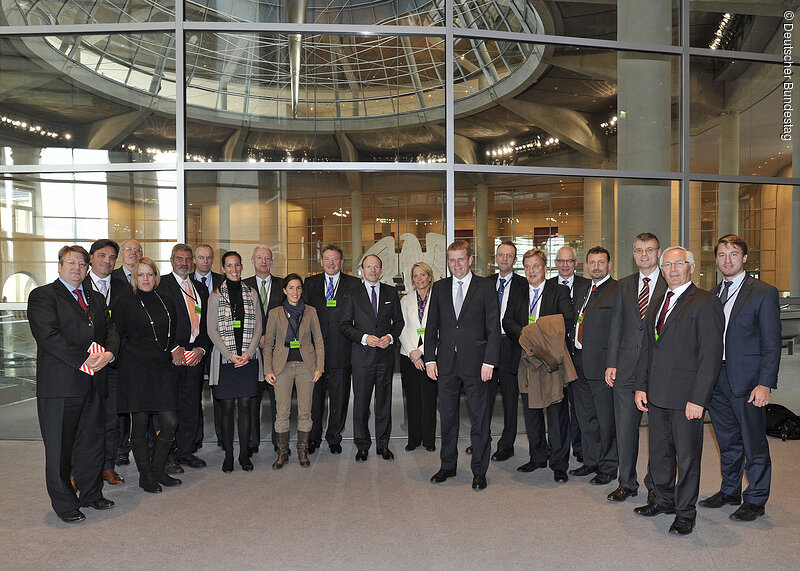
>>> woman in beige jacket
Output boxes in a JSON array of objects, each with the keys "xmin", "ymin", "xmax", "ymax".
[{"xmin": 264, "ymin": 274, "xmax": 325, "ymax": 469}]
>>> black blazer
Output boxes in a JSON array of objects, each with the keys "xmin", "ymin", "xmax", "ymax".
[
  {"xmin": 490, "ymin": 271, "xmax": 527, "ymax": 324},
  {"xmin": 423, "ymin": 274, "xmax": 501, "ymax": 377},
  {"xmin": 28, "ymin": 279, "xmax": 120, "ymax": 398},
  {"xmin": 548, "ymin": 273, "xmax": 591, "ymax": 313},
  {"xmin": 195, "ymin": 271, "xmax": 224, "ymax": 297},
  {"xmin": 111, "ymin": 266, "xmax": 130, "ymax": 284},
  {"xmin": 303, "ymin": 272, "xmax": 361, "ymax": 369},
  {"xmin": 571, "ymin": 277, "xmax": 618, "ymax": 380},
  {"xmin": 339, "ymin": 282, "xmax": 404, "ymax": 367},
  {"xmin": 243, "ymin": 274, "xmax": 284, "ymax": 334},
  {"xmin": 635, "ymin": 283, "xmax": 724, "ymax": 410},
  {"xmin": 155, "ymin": 273, "xmax": 211, "ymax": 353},
  {"xmin": 606, "ymin": 272, "xmax": 668, "ymax": 385},
  {"xmin": 82, "ymin": 274, "xmax": 131, "ymax": 312},
  {"xmin": 503, "ymin": 280, "xmax": 575, "ymax": 372}
]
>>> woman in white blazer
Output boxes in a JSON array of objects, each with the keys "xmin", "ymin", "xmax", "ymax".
[{"xmin": 399, "ymin": 262, "xmax": 438, "ymax": 451}]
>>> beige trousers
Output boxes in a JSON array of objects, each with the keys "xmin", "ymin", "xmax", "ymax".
[{"xmin": 274, "ymin": 361, "xmax": 315, "ymax": 433}]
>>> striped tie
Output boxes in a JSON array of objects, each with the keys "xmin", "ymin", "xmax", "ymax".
[{"xmin": 638, "ymin": 277, "xmax": 650, "ymax": 320}]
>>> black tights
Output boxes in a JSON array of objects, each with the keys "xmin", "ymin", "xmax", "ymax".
[
  {"xmin": 132, "ymin": 410, "xmax": 177, "ymax": 442},
  {"xmin": 220, "ymin": 398, "xmax": 251, "ymax": 460}
]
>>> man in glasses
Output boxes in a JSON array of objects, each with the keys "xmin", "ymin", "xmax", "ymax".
[{"xmin": 112, "ymin": 239, "xmax": 143, "ymax": 284}]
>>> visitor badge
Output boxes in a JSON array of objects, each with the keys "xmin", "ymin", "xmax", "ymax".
[
  {"xmin": 290, "ymin": 340, "xmax": 300, "ymax": 349},
  {"xmin": 232, "ymin": 320, "xmax": 242, "ymax": 328},
  {"xmin": 577, "ymin": 314, "xmax": 584, "ymax": 324},
  {"xmin": 326, "ymin": 300, "xmax": 337, "ymax": 307},
  {"xmin": 416, "ymin": 327, "xmax": 426, "ymax": 335},
  {"xmin": 528, "ymin": 316, "xmax": 536, "ymax": 324},
  {"xmin": 194, "ymin": 306, "xmax": 202, "ymax": 314}
]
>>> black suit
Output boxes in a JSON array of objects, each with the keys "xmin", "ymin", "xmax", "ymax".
[
  {"xmin": 606, "ymin": 272, "xmax": 666, "ymax": 491},
  {"xmin": 111, "ymin": 266, "xmax": 131, "ymax": 284},
  {"xmin": 242, "ymin": 274, "xmax": 284, "ymax": 451},
  {"xmin": 504, "ymin": 280, "xmax": 574, "ymax": 471},
  {"xmin": 340, "ymin": 282, "xmax": 404, "ymax": 450},
  {"xmin": 424, "ymin": 274, "xmax": 500, "ymax": 477},
  {"xmin": 304, "ymin": 272, "xmax": 361, "ymax": 446},
  {"xmin": 488, "ymin": 272, "xmax": 528, "ymax": 452},
  {"xmin": 571, "ymin": 277, "xmax": 619, "ymax": 476},
  {"xmin": 156, "ymin": 273, "xmax": 211, "ymax": 460},
  {"xmin": 28, "ymin": 279, "xmax": 120, "ymax": 515},
  {"xmin": 194, "ymin": 270, "xmax": 224, "ymax": 297},
  {"xmin": 635, "ymin": 282, "xmax": 724, "ymax": 519}
]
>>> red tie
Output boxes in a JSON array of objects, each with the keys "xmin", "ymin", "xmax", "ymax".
[
  {"xmin": 577, "ymin": 284, "xmax": 596, "ymax": 344},
  {"xmin": 656, "ymin": 291, "xmax": 674, "ymax": 336},
  {"xmin": 638, "ymin": 277, "xmax": 651, "ymax": 320},
  {"xmin": 73, "ymin": 288, "xmax": 89, "ymax": 312}
]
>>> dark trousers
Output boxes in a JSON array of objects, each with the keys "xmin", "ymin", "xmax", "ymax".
[
  {"xmin": 117, "ymin": 413, "xmax": 131, "ymax": 455},
  {"xmin": 37, "ymin": 391, "xmax": 104, "ymax": 514},
  {"xmin": 572, "ymin": 350, "xmax": 618, "ymax": 475},
  {"xmin": 438, "ymin": 371, "xmax": 493, "ymax": 476},
  {"xmin": 648, "ymin": 403, "xmax": 704, "ymax": 519},
  {"xmin": 352, "ymin": 361, "xmax": 394, "ymax": 450},
  {"xmin": 613, "ymin": 378, "xmax": 652, "ymax": 491},
  {"xmin": 310, "ymin": 366, "xmax": 352, "ymax": 445},
  {"xmin": 400, "ymin": 355, "xmax": 438, "ymax": 447},
  {"xmin": 174, "ymin": 362, "xmax": 204, "ymax": 459},
  {"xmin": 521, "ymin": 391, "xmax": 570, "ymax": 472},
  {"xmin": 248, "ymin": 383, "xmax": 278, "ymax": 450},
  {"xmin": 103, "ymin": 368, "xmax": 119, "ymax": 470},
  {"xmin": 708, "ymin": 366, "xmax": 771, "ymax": 505},
  {"xmin": 567, "ymin": 383, "xmax": 582, "ymax": 453},
  {"xmin": 487, "ymin": 335, "xmax": 519, "ymax": 451}
]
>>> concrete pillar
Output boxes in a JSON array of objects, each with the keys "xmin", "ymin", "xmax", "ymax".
[
  {"xmin": 718, "ymin": 112, "xmax": 740, "ymax": 237},
  {"xmin": 583, "ymin": 177, "xmax": 603, "ymax": 250},
  {"xmin": 351, "ymin": 189, "xmax": 362, "ymax": 270},
  {"xmin": 476, "ymin": 183, "xmax": 489, "ymax": 276}
]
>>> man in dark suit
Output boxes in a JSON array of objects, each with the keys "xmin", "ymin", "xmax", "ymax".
[
  {"xmin": 304, "ymin": 244, "xmax": 360, "ymax": 454},
  {"xmin": 605, "ymin": 232, "xmax": 666, "ymax": 503},
  {"xmin": 83, "ymin": 239, "xmax": 132, "ymax": 486},
  {"xmin": 340, "ymin": 254, "xmax": 404, "ymax": 461},
  {"xmin": 242, "ymin": 245, "xmax": 283, "ymax": 456},
  {"xmin": 156, "ymin": 243, "xmax": 211, "ymax": 471},
  {"xmin": 699, "ymin": 234, "xmax": 781, "ymax": 522},
  {"xmin": 425, "ymin": 240, "xmax": 500, "ymax": 490},
  {"xmin": 111, "ymin": 239, "xmax": 143, "ymax": 284},
  {"xmin": 503, "ymin": 248, "xmax": 575, "ymax": 482},
  {"xmin": 569, "ymin": 246, "xmax": 619, "ymax": 486},
  {"xmin": 548, "ymin": 245, "xmax": 590, "ymax": 463},
  {"xmin": 634, "ymin": 246, "xmax": 724, "ymax": 536},
  {"xmin": 486, "ymin": 240, "xmax": 527, "ymax": 461},
  {"xmin": 29, "ymin": 245, "xmax": 119, "ymax": 523}
]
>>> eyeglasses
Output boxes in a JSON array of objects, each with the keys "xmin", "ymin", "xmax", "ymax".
[
  {"xmin": 555, "ymin": 259, "xmax": 576, "ymax": 264},
  {"xmin": 63, "ymin": 260, "xmax": 89, "ymax": 269},
  {"xmin": 124, "ymin": 247, "xmax": 143, "ymax": 254},
  {"xmin": 634, "ymin": 247, "xmax": 657, "ymax": 255},
  {"xmin": 661, "ymin": 260, "xmax": 689, "ymax": 269}
]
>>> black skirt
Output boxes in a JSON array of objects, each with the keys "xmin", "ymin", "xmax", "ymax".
[{"xmin": 212, "ymin": 358, "xmax": 259, "ymax": 399}]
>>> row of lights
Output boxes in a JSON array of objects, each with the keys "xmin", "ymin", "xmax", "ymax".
[
  {"xmin": 709, "ymin": 13, "xmax": 733, "ymax": 50},
  {"xmin": 120, "ymin": 143, "xmax": 213, "ymax": 162},
  {"xmin": 1, "ymin": 114, "xmax": 71, "ymax": 141}
]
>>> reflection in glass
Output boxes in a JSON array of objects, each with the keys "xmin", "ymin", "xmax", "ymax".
[{"xmin": 1, "ymin": 0, "xmax": 176, "ymax": 26}]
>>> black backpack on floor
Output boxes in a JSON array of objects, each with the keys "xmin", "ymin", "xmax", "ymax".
[{"xmin": 765, "ymin": 404, "xmax": 800, "ymax": 441}]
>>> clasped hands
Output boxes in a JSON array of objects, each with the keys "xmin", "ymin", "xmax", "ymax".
[{"xmin": 365, "ymin": 334, "xmax": 392, "ymax": 349}]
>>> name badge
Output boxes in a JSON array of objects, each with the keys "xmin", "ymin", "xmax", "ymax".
[
  {"xmin": 416, "ymin": 327, "xmax": 426, "ymax": 335},
  {"xmin": 528, "ymin": 316, "xmax": 536, "ymax": 324},
  {"xmin": 232, "ymin": 320, "xmax": 242, "ymax": 328},
  {"xmin": 194, "ymin": 306, "xmax": 202, "ymax": 314},
  {"xmin": 326, "ymin": 300, "xmax": 337, "ymax": 307},
  {"xmin": 289, "ymin": 340, "xmax": 300, "ymax": 349},
  {"xmin": 577, "ymin": 314, "xmax": 584, "ymax": 324}
]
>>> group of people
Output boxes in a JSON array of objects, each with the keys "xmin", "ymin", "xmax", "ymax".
[{"xmin": 28, "ymin": 233, "xmax": 780, "ymax": 537}]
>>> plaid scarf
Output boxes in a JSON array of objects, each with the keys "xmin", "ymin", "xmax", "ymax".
[{"xmin": 217, "ymin": 280, "xmax": 256, "ymax": 362}]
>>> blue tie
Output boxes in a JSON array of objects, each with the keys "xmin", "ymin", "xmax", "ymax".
[
  {"xmin": 326, "ymin": 277, "xmax": 334, "ymax": 301},
  {"xmin": 529, "ymin": 288, "xmax": 540, "ymax": 315},
  {"xmin": 498, "ymin": 277, "xmax": 506, "ymax": 304},
  {"xmin": 371, "ymin": 285, "xmax": 378, "ymax": 316}
]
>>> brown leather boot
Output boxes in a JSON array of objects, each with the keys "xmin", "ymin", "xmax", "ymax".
[
  {"xmin": 297, "ymin": 431, "xmax": 311, "ymax": 467},
  {"xmin": 272, "ymin": 432, "xmax": 290, "ymax": 470}
]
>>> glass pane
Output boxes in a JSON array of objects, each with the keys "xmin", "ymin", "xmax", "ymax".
[
  {"xmin": 3, "ymin": 0, "xmax": 176, "ymax": 25},
  {"xmin": 691, "ymin": 4, "xmax": 797, "ymax": 54},
  {"xmin": 0, "ymin": 34, "xmax": 176, "ymax": 166},
  {"xmin": 454, "ymin": 42, "xmax": 680, "ymax": 171},
  {"xmin": 0, "ymin": 309, "xmax": 36, "ymax": 409},
  {"xmin": 690, "ymin": 56, "xmax": 796, "ymax": 177}
]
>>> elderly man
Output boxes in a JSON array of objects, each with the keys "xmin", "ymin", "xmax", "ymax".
[{"xmin": 112, "ymin": 239, "xmax": 143, "ymax": 283}]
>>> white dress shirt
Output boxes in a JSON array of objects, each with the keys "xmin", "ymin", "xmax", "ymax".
[{"xmin": 719, "ymin": 270, "xmax": 747, "ymax": 359}]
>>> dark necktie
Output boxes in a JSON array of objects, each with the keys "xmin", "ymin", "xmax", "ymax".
[
  {"xmin": 638, "ymin": 277, "xmax": 651, "ymax": 320},
  {"xmin": 371, "ymin": 285, "xmax": 378, "ymax": 317},
  {"xmin": 656, "ymin": 291, "xmax": 675, "ymax": 336},
  {"xmin": 498, "ymin": 277, "xmax": 506, "ymax": 305},
  {"xmin": 326, "ymin": 277, "xmax": 334, "ymax": 301},
  {"xmin": 73, "ymin": 288, "xmax": 88, "ymax": 312},
  {"xmin": 719, "ymin": 280, "xmax": 732, "ymax": 305},
  {"xmin": 562, "ymin": 279, "xmax": 572, "ymax": 299},
  {"xmin": 577, "ymin": 284, "xmax": 596, "ymax": 344},
  {"xmin": 201, "ymin": 275, "xmax": 207, "ymax": 292}
]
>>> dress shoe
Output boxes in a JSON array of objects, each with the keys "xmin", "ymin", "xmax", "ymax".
[
  {"xmin": 247, "ymin": 446, "xmax": 259, "ymax": 458},
  {"xmin": 308, "ymin": 440, "xmax": 320, "ymax": 454},
  {"xmin": 590, "ymin": 472, "xmax": 615, "ymax": 485},
  {"xmin": 425, "ymin": 444, "xmax": 436, "ymax": 452},
  {"xmin": 668, "ymin": 516, "xmax": 695, "ymax": 535},
  {"xmin": 729, "ymin": 502, "xmax": 766, "ymax": 522},
  {"xmin": 553, "ymin": 470, "xmax": 569, "ymax": 483},
  {"xmin": 472, "ymin": 475, "xmax": 488, "ymax": 490},
  {"xmin": 239, "ymin": 458, "xmax": 254, "ymax": 472},
  {"xmin": 178, "ymin": 454, "xmax": 206, "ymax": 468},
  {"xmin": 405, "ymin": 443, "xmax": 418, "ymax": 451},
  {"xmin": 465, "ymin": 445, "xmax": 473, "ymax": 455},
  {"xmin": 115, "ymin": 452, "xmax": 130, "ymax": 466},
  {"xmin": 517, "ymin": 460, "xmax": 547, "ymax": 473},
  {"xmin": 634, "ymin": 502, "xmax": 676, "ymax": 517},
  {"xmin": 222, "ymin": 456, "xmax": 234, "ymax": 473},
  {"xmin": 102, "ymin": 469, "xmax": 124, "ymax": 485},
  {"xmin": 491, "ymin": 448, "xmax": 515, "ymax": 461},
  {"xmin": 430, "ymin": 468, "xmax": 457, "ymax": 483},
  {"xmin": 377, "ymin": 447, "xmax": 394, "ymax": 460},
  {"xmin": 165, "ymin": 460, "xmax": 184, "ymax": 475},
  {"xmin": 329, "ymin": 443, "xmax": 343, "ymax": 454},
  {"xmin": 608, "ymin": 486, "xmax": 638, "ymax": 502},
  {"xmin": 699, "ymin": 490, "xmax": 742, "ymax": 508},
  {"xmin": 58, "ymin": 508, "xmax": 85, "ymax": 524},
  {"xmin": 569, "ymin": 464, "xmax": 598, "ymax": 477},
  {"xmin": 83, "ymin": 497, "xmax": 114, "ymax": 510},
  {"xmin": 355, "ymin": 449, "xmax": 369, "ymax": 462}
]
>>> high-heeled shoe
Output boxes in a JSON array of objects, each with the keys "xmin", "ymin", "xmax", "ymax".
[
  {"xmin": 222, "ymin": 456, "xmax": 234, "ymax": 473},
  {"xmin": 239, "ymin": 457, "xmax": 254, "ymax": 471}
]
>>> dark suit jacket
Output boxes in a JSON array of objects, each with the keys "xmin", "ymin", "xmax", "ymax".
[
  {"xmin": 548, "ymin": 273, "xmax": 591, "ymax": 312},
  {"xmin": 606, "ymin": 272, "xmax": 668, "ymax": 384},
  {"xmin": 28, "ymin": 279, "xmax": 120, "ymax": 398},
  {"xmin": 503, "ymin": 280, "xmax": 575, "ymax": 372},
  {"xmin": 635, "ymin": 283, "xmax": 724, "ymax": 410},
  {"xmin": 423, "ymin": 274, "xmax": 501, "ymax": 376},
  {"xmin": 490, "ymin": 272, "xmax": 527, "ymax": 318},
  {"xmin": 111, "ymin": 266, "xmax": 130, "ymax": 284},
  {"xmin": 195, "ymin": 271, "xmax": 224, "ymax": 296},
  {"xmin": 572, "ymin": 277, "xmax": 618, "ymax": 379},
  {"xmin": 243, "ymin": 274, "xmax": 284, "ymax": 335},
  {"xmin": 155, "ymin": 273, "xmax": 211, "ymax": 353},
  {"xmin": 82, "ymin": 274, "xmax": 131, "ymax": 311},
  {"xmin": 712, "ymin": 275, "xmax": 781, "ymax": 397},
  {"xmin": 339, "ymin": 282, "xmax": 404, "ymax": 367},
  {"xmin": 303, "ymin": 272, "xmax": 361, "ymax": 369}
]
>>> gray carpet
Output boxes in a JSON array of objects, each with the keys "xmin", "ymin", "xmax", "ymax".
[{"xmin": 1, "ymin": 425, "xmax": 798, "ymax": 570}]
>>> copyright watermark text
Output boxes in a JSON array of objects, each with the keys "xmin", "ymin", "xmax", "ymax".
[{"xmin": 782, "ymin": 11, "xmax": 794, "ymax": 141}]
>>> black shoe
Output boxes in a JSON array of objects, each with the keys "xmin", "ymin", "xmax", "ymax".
[
  {"xmin": 239, "ymin": 457, "xmax": 254, "ymax": 471},
  {"xmin": 58, "ymin": 508, "xmax": 86, "ymax": 523},
  {"xmin": 465, "ymin": 446, "xmax": 473, "ymax": 455},
  {"xmin": 165, "ymin": 459, "xmax": 184, "ymax": 475},
  {"xmin": 308, "ymin": 440, "xmax": 320, "ymax": 455},
  {"xmin": 115, "ymin": 452, "xmax": 130, "ymax": 466},
  {"xmin": 377, "ymin": 447, "xmax": 394, "ymax": 460},
  {"xmin": 647, "ymin": 489, "xmax": 656, "ymax": 504},
  {"xmin": 425, "ymin": 444, "xmax": 436, "ymax": 452},
  {"xmin": 668, "ymin": 516, "xmax": 695, "ymax": 535},
  {"xmin": 472, "ymin": 474, "xmax": 488, "ymax": 490},
  {"xmin": 729, "ymin": 502, "xmax": 766, "ymax": 522},
  {"xmin": 608, "ymin": 486, "xmax": 638, "ymax": 502},
  {"xmin": 178, "ymin": 454, "xmax": 206, "ymax": 468},
  {"xmin": 430, "ymin": 468, "xmax": 457, "ymax": 483},
  {"xmin": 553, "ymin": 470, "xmax": 569, "ymax": 483},
  {"xmin": 405, "ymin": 443, "xmax": 418, "ymax": 451},
  {"xmin": 355, "ymin": 449, "xmax": 368, "ymax": 462},
  {"xmin": 590, "ymin": 472, "xmax": 615, "ymax": 485},
  {"xmin": 329, "ymin": 442, "xmax": 343, "ymax": 454},
  {"xmin": 491, "ymin": 448, "xmax": 515, "ymax": 461},
  {"xmin": 517, "ymin": 460, "xmax": 548, "ymax": 473},
  {"xmin": 699, "ymin": 490, "xmax": 742, "ymax": 508},
  {"xmin": 82, "ymin": 497, "xmax": 114, "ymax": 511},
  {"xmin": 569, "ymin": 464, "xmax": 598, "ymax": 477},
  {"xmin": 222, "ymin": 456, "xmax": 234, "ymax": 473},
  {"xmin": 247, "ymin": 446, "xmax": 259, "ymax": 458},
  {"xmin": 574, "ymin": 451, "xmax": 584, "ymax": 463},
  {"xmin": 634, "ymin": 502, "xmax": 676, "ymax": 517}
]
